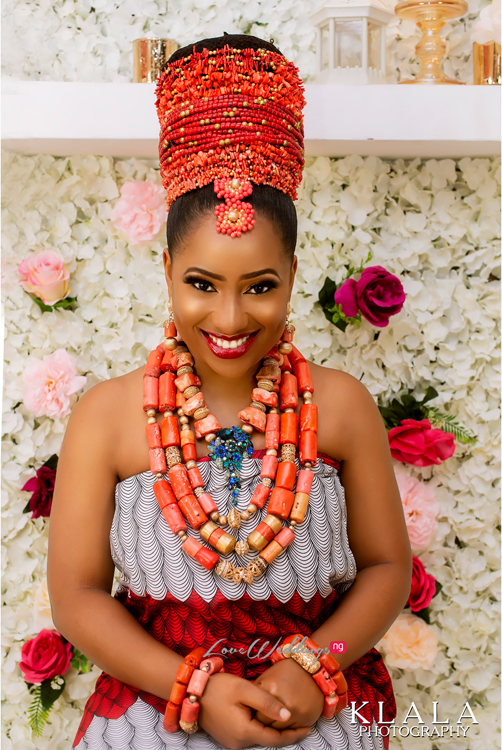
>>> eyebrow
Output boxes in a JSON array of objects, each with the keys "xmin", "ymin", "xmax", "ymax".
[{"xmin": 184, "ymin": 267, "xmax": 282, "ymax": 281}]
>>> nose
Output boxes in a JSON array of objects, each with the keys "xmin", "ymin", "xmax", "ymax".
[{"xmin": 209, "ymin": 291, "xmax": 250, "ymax": 336}]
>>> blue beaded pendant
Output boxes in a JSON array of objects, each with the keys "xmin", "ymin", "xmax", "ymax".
[{"xmin": 207, "ymin": 426, "xmax": 254, "ymax": 506}]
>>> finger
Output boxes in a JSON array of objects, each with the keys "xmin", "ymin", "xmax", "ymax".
[{"xmin": 240, "ymin": 682, "xmax": 292, "ymax": 723}]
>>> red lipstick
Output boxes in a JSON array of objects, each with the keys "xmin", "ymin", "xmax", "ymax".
[{"xmin": 201, "ymin": 330, "xmax": 259, "ymax": 359}]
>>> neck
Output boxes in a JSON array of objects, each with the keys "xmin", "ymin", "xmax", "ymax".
[{"xmin": 192, "ymin": 357, "xmax": 258, "ymax": 404}]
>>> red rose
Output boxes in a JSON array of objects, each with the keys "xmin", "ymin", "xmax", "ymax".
[
  {"xmin": 407, "ymin": 557, "xmax": 437, "ymax": 612},
  {"xmin": 388, "ymin": 418, "xmax": 455, "ymax": 467},
  {"xmin": 21, "ymin": 465, "xmax": 56, "ymax": 518},
  {"xmin": 19, "ymin": 629, "xmax": 72, "ymax": 684}
]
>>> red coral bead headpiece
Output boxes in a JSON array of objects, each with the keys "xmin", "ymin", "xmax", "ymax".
[{"xmin": 155, "ymin": 44, "xmax": 306, "ymax": 234}]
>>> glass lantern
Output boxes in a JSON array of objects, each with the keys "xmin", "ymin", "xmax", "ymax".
[{"xmin": 310, "ymin": 1, "xmax": 393, "ymax": 84}]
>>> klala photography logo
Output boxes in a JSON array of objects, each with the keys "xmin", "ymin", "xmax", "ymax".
[
  {"xmin": 202, "ymin": 635, "xmax": 345, "ymax": 662},
  {"xmin": 352, "ymin": 701, "xmax": 479, "ymax": 739}
]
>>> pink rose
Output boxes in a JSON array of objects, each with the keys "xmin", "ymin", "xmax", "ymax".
[
  {"xmin": 18, "ymin": 249, "xmax": 70, "ymax": 305},
  {"xmin": 111, "ymin": 179, "xmax": 167, "ymax": 244},
  {"xmin": 19, "ymin": 629, "xmax": 72, "ymax": 684},
  {"xmin": 389, "ymin": 418, "xmax": 455, "ymax": 467},
  {"xmin": 335, "ymin": 266, "xmax": 405, "ymax": 327},
  {"xmin": 396, "ymin": 473, "xmax": 440, "ymax": 551},
  {"xmin": 378, "ymin": 613, "xmax": 439, "ymax": 670},
  {"xmin": 23, "ymin": 349, "xmax": 87, "ymax": 419},
  {"xmin": 406, "ymin": 557, "xmax": 437, "ymax": 612}
]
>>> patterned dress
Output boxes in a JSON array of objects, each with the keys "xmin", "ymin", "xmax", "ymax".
[{"xmin": 74, "ymin": 450, "xmax": 395, "ymax": 750}]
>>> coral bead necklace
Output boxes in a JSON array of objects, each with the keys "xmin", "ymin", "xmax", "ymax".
[{"xmin": 142, "ymin": 321, "xmax": 317, "ymax": 585}]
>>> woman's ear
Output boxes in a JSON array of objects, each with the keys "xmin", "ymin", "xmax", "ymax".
[{"xmin": 163, "ymin": 247, "xmax": 173, "ymax": 298}]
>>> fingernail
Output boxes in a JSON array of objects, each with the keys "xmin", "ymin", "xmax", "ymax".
[{"xmin": 280, "ymin": 709, "xmax": 291, "ymax": 720}]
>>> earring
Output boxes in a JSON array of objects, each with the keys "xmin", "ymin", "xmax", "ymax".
[
  {"xmin": 163, "ymin": 298, "xmax": 178, "ymax": 351},
  {"xmin": 278, "ymin": 302, "xmax": 294, "ymax": 355}
]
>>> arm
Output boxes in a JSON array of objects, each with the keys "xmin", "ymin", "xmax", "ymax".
[
  {"xmin": 48, "ymin": 380, "xmax": 312, "ymax": 750},
  {"xmin": 255, "ymin": 371, "xmax": 412, "ymax": 728}
]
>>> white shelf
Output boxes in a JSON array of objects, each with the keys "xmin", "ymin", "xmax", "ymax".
[{"xmin": 2, "ymin": 80, "xmax": 500, "ymax": 159}]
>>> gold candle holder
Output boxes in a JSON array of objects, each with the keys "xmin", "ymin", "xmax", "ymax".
[
  {"xmin": 395, "ymin": 0, "xmax": 468, "ymax": 84},
  {"xmin": 133, "ymin": 38, "xmax": 179, "ymax": 83},
  {"xmin": 473, "ymin": 41, "xmax": 501, "ymax": 84}
]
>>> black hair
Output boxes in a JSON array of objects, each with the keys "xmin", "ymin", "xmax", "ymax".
[{"xmin": 164, "ymin": 33, "xmax": 298, "ymax": 261}]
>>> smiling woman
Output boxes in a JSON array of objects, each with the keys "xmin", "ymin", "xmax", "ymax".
[{"xmin": 47, "ymin": 32, "xmax": 411, "ymax": 750}]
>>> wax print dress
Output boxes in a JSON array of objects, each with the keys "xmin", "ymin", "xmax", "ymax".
[{"xmin": 73, "ymin": 450, "xmax": 395, "ymax": 750}]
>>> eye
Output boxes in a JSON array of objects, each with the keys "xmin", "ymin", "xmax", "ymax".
[
  {"xmin": 185, "ymin": 276, "xmax": 216, "ymax": 293},
  {"xmin": 246, "ymin": 281, "xmax": 277, "ymax": 295}
]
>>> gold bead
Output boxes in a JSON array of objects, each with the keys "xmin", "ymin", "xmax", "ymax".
[
  {"xmin": 163, "ymin": 410, "xmax": 173, "ymax": 417},
  {"xmin": 230, "ymin": 178, "xmax": 241, "ymax": 189},
  {"xmin": 232, "ymin": 567, "xmax": 245, "ymax": 583},
  {"xmin": 194, "ymin": 487, "xmax": 203, "ymax": 497},
  {"xmin": 179, "ymin": 415, "xmax": 189, "ymax": 425},
  {"xmin": 219, "ymin": 515, "xmax": 228, "ymax": 527},
  {"xmin": 216, "ymin": 560, "xmax": 235, "ymax": 579},
  {"xmin": 184, "ymin": 386, "xmax": 199, "ymax": 399},
  {"xmin": 269, "ymin": 407, "xmax": 280, "ymax": 414},
  {"xmin": 146, "ymin": 408, "xmax": 157, "ymax": 417},
  {"xmin": 241, "ymin": 424, "xmax": 253, "ymax": 435},
  {"xmin": 179, "ymin": 720, "xmax": 198, "ymax": 734},
  {"xmin": 165, "ymin": 337, "xmax": 178, "ymax": 351},
  {"xmin": 261, "ymin": 477, "xmax": 272, "ymax": 487},
  {"xmin": 235, "ymin": 540, "xmax": 249, "ymax": 555},
  {"xmin": 147, "ymin": 416, "xmax": 157, "ymax": 424},
  {"xmin": 177, "ymin": 365, "xmax": 193, "ymax": 376},
  {"xmin": 194, "ymin": 407, "xmax": 210, "ymax": 421},
  {"xmin": 210, "ymin": 511, "xmax": 220, "ymax": 522},
  {"xmin": 265, "ymin": 449, "xmax": 277, "ymax": 456},
  {"xmin": 240, "ymin": 510, "xmax": 250, "ymax": 521},
  {"xmin": 250, "ymin": 401, "xmax": 266, "ymax": 412},
  {"xmin": 228, "ymin": 209, "xmax": 239, "ymax": 223},
  {"xmin": 228, "ymin": 508, "xmax": 241, "ymax": 529},
  {"xmin": 284, "ymin": 407, "xmax": 295, "ymax": 413},
  {"xmin": 177, "ymin": 408, "xmax": 185, "ymax": 417},
  {"xmin": 278, "ymin": 341, "xmax": 292, "ymax": 355},
  {"xmin": 257, "ymin": 379, "xmax": 274, "ymax": 391},
  {"xmin": 303, "ymin": 392, "xmax": 313, "ymax": 403},
  {"xmin": 165, "ymin": 446, "xmax": 182, "ymax": 467},
  {"xmin": 247, "ymin": 503, "xmax": 258, "ymax": 514},
  {"xmin": 156, "ymin": 473, "xmax": 163, "ymax": 479},
  {"xmin": 205, "ymin": 432, "xmax": 217, "ymax": 443},
  {"xmin": 185, "ymin": 460, "xmax": 197, "ymax": 470},
  {"xmin": 247, "ymin": 557, "xmax": 267, "ymax": 578}
]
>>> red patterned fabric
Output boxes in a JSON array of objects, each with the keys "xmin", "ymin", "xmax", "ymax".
[{"xmin": 74, "ymin": 586, "xmax": 395, "ymax": 747}]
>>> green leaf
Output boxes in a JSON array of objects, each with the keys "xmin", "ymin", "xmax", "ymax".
[
  {"xmin": 22, "ymin": 500, "xmax": 32, "ymax": 515},
  {"xmin": 318, "ymin": 277, "xmax": 338, "ymax": 310},
  {"xmin": 434, "ymin": 580, "xmax": 442, "ymax": 598},
  {"xmin": 425, "ymin": 407, "xmax": 477, "ymax": 445},
  {"xmin": 40, "ymin": 676, "xmax": 65, "ymax": 711},
  {"xmin": 27, "ymin": 684, "xmax": 51, "ymax": 737},
  {"xmin": 43, "ymin": 454, "xmax": 59, "ymax": 471},
  {"xmin": 346, "ymin": 249, "xmax": 373, "ymax": 278},
  {"xmin": 27, "ymin": 294, "xmax": 78, "ymax": 313},
  {"xmin": 415, "ymin": 607, "xmax": 430, "ymax": 624},
  {"xmin": 71, "ymin": 649, "xmax": 90, "ymax": 674}
]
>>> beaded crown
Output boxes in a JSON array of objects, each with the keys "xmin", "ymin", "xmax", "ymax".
[{"xmin": 155, "ymin": 43, "xmax": 306, "ymax": 236}]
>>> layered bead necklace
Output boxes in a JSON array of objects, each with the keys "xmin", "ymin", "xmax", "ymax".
[{"xmin": 142, "ymin": 321, "xmax": 317, "ymax": 585}]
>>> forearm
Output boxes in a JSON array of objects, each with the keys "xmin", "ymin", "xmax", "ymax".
[
  {"xmin": 52, "ymin": 588, "xmax": 183, "ymax": 700},
  {"xmin": 310, "ymin": 562, "xmax": 410, "ymax": 671}
]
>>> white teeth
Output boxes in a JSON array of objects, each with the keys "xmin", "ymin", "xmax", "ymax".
[{"xmin": 208, "ymin": 333, "xmax": 251, "ymax": 349}]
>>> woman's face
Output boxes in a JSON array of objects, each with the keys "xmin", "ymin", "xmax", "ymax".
[{"xmin": 163, "ymin": 212, "xmax": 297, "ymax": 380}]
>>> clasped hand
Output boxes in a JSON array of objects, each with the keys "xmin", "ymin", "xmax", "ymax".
[{"xmin": 197, "ymin": 659, "xmax": 324, "ymax": 750}]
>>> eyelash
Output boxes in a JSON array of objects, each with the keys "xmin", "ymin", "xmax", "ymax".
[{"xmin": 185, "ymin": 276, "xmax": 277, "ymax": 295}]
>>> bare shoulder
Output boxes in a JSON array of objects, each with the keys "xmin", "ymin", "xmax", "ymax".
[{"xmin": 308, "ymin": 361, "xmax": 385, "ymax": 461}]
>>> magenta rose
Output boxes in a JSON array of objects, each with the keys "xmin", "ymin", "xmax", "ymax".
[
  {"xmin": 21, "ymin": 466, "xmax": 57, "ymax": 519},
  {"xmin": 19, "ymin": 630, "xmax": 72, "ymax": 684},
  {"xmin": 335, "ymin": 266, "xmax": 405, "ymax": 327},
  {"xmin": 407, "ymin": 557, "xmax": 437, "ymax": 612},
  {"xmin": 389, "ymin": 418, "xmax": 455, "ymax": 467}
]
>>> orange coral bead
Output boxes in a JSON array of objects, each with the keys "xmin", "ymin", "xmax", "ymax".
[
  {"xmin": 275, "ymin": 461, "xmax": 297, "ymax": 490},
  {"xmin": 299, "ymin": 431, "xmax": 317, "ymax": 465},
  {"xmin": 265, "ymin": 430, "xmax": 280, "ymax": 450},
  {"xmin": 194, "ymin": 414, "xmax": 221, "ymax": 438},
  {"xmin": 296, "ymin": 469, "xmax": 314, "ymax": 494},
  {"xmin": 163, "ymin": 701, "xmax": 181, "ymax": 732},
  {"xmin": 161, "ymin": 415, "xmax": 180, "ymax": 447},
  {"xmin": 149, "ymin": 447, "xmax": 167, "ymax": 475},
  {"xmin": 143, "ymin": 376, "xmax": 159, "ymax": 412},
  {"xmin": 178, "ymin": 494, "xmax": 208, "ymax": 529},
  {"xmin": 288, "ymin": 345, "xmax": 306, "ymax": 367},
  {"xmin": 268, "ymin": 486, "xmax": 295, "ymax": 519},
  {"xmin": 161, "ymin": 503, "xmax": 187, "ymax": 535},
  {"xmin": 300, "ymin": 403, "xmax": 318, "ymax": 433},
  {"xmin": 251, "ymin": 388, "xmax": 278, "ymax": 407},
  {"xmin": 188, "ymin": 467, "xmax": 204, "ymax": 489},
  {"xmin": 164, "ymin": 322, "xmax": 177, "ymax": 339},
  {"xmin": 185, "ymin": 647, "xmax": 209, "ymax": 668},
  {"xmin": 170, "ymin": 681, "xmax": 187, "ymax": 705},
  {"xmin": 180, "ymin": 696, "xmax": 199, "ymax": 723},
  {"xmin": 266, "ymin": 413, "xmax": 280, "ymax": 432},
  {"xmin": 145, "ymin": 349, "xmax": 164, "ymax": 378},
  {"xmin": 161, "ymin": 349, "xmax": 173, "ymax": 373},
  {"xmin": 145, "ymin": 423, "xmax": 162, "ymax": 449},
  {"xmin": 175, "ymin": 663, "xmax": 194, "ymax": 684},
  {"xmin": 159, "ymin": 371, "xmax": 176, "ymax": 411},
  {"xmin": 194, "ymin": 546, "xmax": 220, "ymax": 570},
  {"xmin": 280, "ymin": 412, "xmax": 298, "ymax": 446},
  {"xmin": 250, "ymin": 483, "xmax": 271, "ymax": 509},
  {"xmin": 182, "ymin": 443, "xmax": 197, "ymax": 462},
  {"xmin": 169, "ymin": 464, "xmax": 192, "ymax": 499},
  {"xmin": 153, "ymin": 480, "xmax": 176, "ymax": 509},
  {"xmin": 293, "ymin": 362, "xmax": 314, "ymax": 394},
  {"xmin": 260, "ymin": 454, "xmax": 278, "ymax": 479},
  {"xmin": 279, "ymin": 372, "xmax": 298, "ymax": 410}
]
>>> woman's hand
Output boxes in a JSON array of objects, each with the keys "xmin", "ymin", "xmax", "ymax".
[
  {"xmin": 252, "ymin": 659, "xmax": 325, "ymax": 729},
  {"xmin": 197, "ymin": 670, "xmax": 312, "ymax": 750}
]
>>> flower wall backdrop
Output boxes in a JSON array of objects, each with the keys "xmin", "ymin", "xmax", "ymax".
[
  {"xmin": 2, "ymin": 150, "xmax": 500, "ymax": 749},
  {"xmin": 0, "ymin": 0, "xmax": 493, "ymax": 84}
]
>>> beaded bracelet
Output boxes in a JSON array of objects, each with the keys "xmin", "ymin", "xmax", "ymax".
[
  {"xmin": 164, "ymin": 647, "xmax": 224, "ymax": 734},
  {"xmin": 270, "ymin": 634, "xmax": 348, "ymax": 719}
]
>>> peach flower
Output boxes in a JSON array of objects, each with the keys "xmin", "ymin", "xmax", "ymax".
[
  {"xmin": 23, "ymin": 349, "xmax": 87, "ymax": 419},
  {"xmin": 472, "ymin": 0, "xmax": 501, "ymax": 45},
  {"xmin": 111, "ymin": 179, "xmax": 167, "ymax": 244},
  {"xmin": 396, "ymin": 472, "xmax": 440, "ymax": 552},
  {"xmin": 18, "ymin": 249, "xmax": 70, "ymax": 305},
  {"xmin": 378, "ymin": 613, "xmax": 439, "ymax": 670}
]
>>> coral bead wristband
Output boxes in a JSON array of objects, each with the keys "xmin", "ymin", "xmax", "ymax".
[
  {"xmin": 164, "ymin": 647, "xmax": 224, "ymax": 734},
  {"xmin": 270, "ymin": 634, "xmax": 348, "ymax": 719}
]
